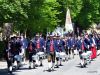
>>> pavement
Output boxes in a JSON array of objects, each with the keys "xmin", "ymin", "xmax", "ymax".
[{"xmin": 0, "ymin": 50, "xmax": 100, "ymax": 75}]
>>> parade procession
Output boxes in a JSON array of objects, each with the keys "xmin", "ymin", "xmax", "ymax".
[
  {"xmin": 0, "ymin": 0, "xmax": 100, "ymax": 75},
  {"xmin": 3, "ymin": 31, "xmax": 100, "ymax": 74}
]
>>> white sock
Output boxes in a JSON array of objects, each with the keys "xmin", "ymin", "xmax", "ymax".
[
  {"xmin": 60, "ymin": 59, "xmax": 62, "ymax": 64},
  {"xmin": 29, "ymin": 62, "xmax": 31, "ymax": 67},
  {"xmin": 81, "ymin": 60, "xmax": 84, "ymax": 65},
  {"xmin": 14, "ymin": 61, "xmax": 17, "ymax": 66},
  {"xmin": 9, "ymin": 66, "xmax": 12, "ymax": 71},
  {"xmin": 36, "ymin": 59, "xmax": 39, "ymax": 65},
  {"xmin": 48, "ymin": 62, "xmax": 52, "ymax": 69},
  {"xmin": 52, "ymin": 63, "xmax": 55, "ymax": 69}
]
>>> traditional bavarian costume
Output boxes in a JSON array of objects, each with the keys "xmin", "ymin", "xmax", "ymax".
[
  {"xmin": 46, "ymin": 35, "xmax": 56, "ymax": 71},
  {"xmin": 27, "ymin": 41, "xmax": 36, "ymax": 69}
]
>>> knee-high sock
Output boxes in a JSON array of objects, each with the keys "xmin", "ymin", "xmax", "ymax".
[
  {"xmin": 56, "ymin": 60, "xmax": 58, "ymax": 65},
  {"xmin": 48, "ymin": 62, "xmax": 52, "ymax": 69},
  {"xmin": 52, "ymin": 62, "xmax": 55, "ymax": 69},
  {"xmin": 29, "ymin": 62, "xmax": 31, "ymax": 67},
  {"xmin": 14, "ymin": 61, "xmax": 17, "ymax": 67},
  {"xmin": 80, "ymin": 59, "xmax": 84, "ymax": 66},
  {"xmin": 33, "ymin": 62, "xmax": 35, "ymax": 68},
  {"xmin": 40, "ymin": 59, "xmax": 42, "ymax": 64},
  {"xmin": 9, "ymin": 66, "xmax": 12, "ymax": 71},
  {"xmin": 60, "ymin": 58, "xmax": 62, "ymax": 64}
]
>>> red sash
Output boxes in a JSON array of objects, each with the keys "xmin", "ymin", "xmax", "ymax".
[
  {"xmin": 29, "ymin": 44, "xmax": 33, "ymax": 52},
  {"xmin": 82, "ymin": 42, "xmax": 84, "ymax": 50},
  {"xmin": 37, "ymin": 39, "xmax": 40, "ymax": 49},
  {"xmin": 50, "ymin": 40, "xmax": 54, "ymax": 52}
]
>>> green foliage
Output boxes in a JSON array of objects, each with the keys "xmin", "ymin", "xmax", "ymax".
[
  {"xmin": 0, "ymin": 0, "xmax": 100, "ymax": 36},
  {"xmin": 0, "ymin": 0, "xmax": 29, "ymax": 22},
  {"xmin": 57, "ymin": 0, "xmax": 83, "ymax": 26}
]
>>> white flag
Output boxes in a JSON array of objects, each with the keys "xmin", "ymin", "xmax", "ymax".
[{"xmin": 65, "ymin": 9, "xmax": 73, "ymax": 32}]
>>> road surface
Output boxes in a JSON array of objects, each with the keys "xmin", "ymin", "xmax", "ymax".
[{"xmin": 0, "ymin": 51, "xmax": 100, "ymax": 75}]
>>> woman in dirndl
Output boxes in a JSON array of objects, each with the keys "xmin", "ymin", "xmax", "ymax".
[{"xmin": 90, "ymin": 35, "xmax": 97, "ymax": 59}]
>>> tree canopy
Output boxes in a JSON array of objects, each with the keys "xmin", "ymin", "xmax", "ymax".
[{"xmin": 0, "ymin": 0, "xmax": 100, "ymax": 37}]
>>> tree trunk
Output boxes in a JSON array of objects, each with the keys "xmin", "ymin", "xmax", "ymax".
[{"xmin": 2, "ymin": 23, "xmax": 13, "ymax": 40}]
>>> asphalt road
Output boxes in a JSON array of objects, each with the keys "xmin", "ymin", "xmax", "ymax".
[{"xmin": 0, "ymin": 51, "xmax": 100, "ymax": 75}]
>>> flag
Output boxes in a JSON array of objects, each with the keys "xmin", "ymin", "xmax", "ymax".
[{"xmin": 65, "ymin": 8, "xmax": 73, "ymax": 33}]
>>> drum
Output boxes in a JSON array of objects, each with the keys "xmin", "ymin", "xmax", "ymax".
[
  {"xmin": 81, "ymin": 52, "xmax": 88, "ymax": 59},
  {"xmin": 59, "ymin": 52, "xmax": 66, "ymax": 59},
  {"xmin": 59, "ymin": 52, "xmax": 66, "ymax": 60},
  {"xmin": 87, "ymin": 51, "xmax": 92, "ymax": 57},
  {"xmin": 56, "ymin": 52, "xmax": 60, "ymax": 58},
  {"xmin": 37, "ymin": 52, "xmax": 45, "ymax": 58},
  {"xmin": 32, "ymin": 55, "xmax": 37, "ymax": 61},
  {"xmin": 14, "ymin": 55, "xmax": 22, "ymax": 62}
]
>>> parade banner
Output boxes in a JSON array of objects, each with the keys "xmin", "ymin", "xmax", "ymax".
[{"xmin": 65, "ymin": 9, "xmax": 73, "ymax": 32}]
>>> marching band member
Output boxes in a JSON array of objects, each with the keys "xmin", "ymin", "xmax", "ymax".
[
  {"xmin": 20, "ymin": 35, "xmax": 28, "ymax": 64},
  {"xmin": 83, "ymin": 34, "xmax": 91, "ymax": 66},
  {"xmin": 55, "ymin": 35, "xmax": 65, "ymax": 67},
  {"xmin": 66, "ymin": 35, "xmax": 75, "ymax": 59},
  {"xmin": 27, "ymin": 41, "xmax": 36, "ymax": 69},
  {"xmin": 46, "ymin": 34, "xmax": 56, "ymax": 71},
  {"xmin": 15, "ymin": 37, "xmax": 23, "ymax": 69},
  {"xmin": 5, "ymin": 39, "xmax": 13, "ymax": 73},
  {"xmin": 76, "ymin": 36, "xmax": 86, "ymax": 68},
  {"xmin": 34, "ymin": 34, "xmax": 45, "ymax": 66},
  {"xmin": 84, "ymin": 34, "xmax": 90, "ymax": 52},
  {"xmin": 64, "ymin": 36, "xmax": 69, "ymax": 60}
]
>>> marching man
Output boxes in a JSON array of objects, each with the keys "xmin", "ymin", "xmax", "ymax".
[
  {"xmin": 76, "ymin": 36, "xmax": 86, "ymax": 68},
  {"xmin": 34, "ymin": 33, "xmax": 45, "ymax": 66},
  {"xmin": 55, "ymin": 35, "xmax": 65, "ymax": 68},
  {"xmin": 66, "ymin": 35, "xmax": 75, "ymax": 59},
  {"xmin": 46, "ymin": 34, "xmax": 56, "ymax": 71},
  {"xmin": 27, "ymin": 41, "xmax": 36, "ymax": 69}
]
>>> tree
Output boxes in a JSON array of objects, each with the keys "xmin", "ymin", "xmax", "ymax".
[
  {"xmin": 57, "ymin": 0, "xmax": 83, "ymax": 27},
  {"xmin": 0, "ymin": 0, "xmax": 30, "ymax": 37},
  {"xmin": 57, "ymin": 0, "xmax": 100, "ymax": 30},
  {"xmin": 0, "ymin": 0, "xmax": 100, "ymax": 37}
]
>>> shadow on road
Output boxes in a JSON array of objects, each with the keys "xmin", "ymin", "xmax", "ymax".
[
  {"xmin": 18, "ymin": 67, "xmax": 38, "ymax": 70},
  {"xmin": 43, "ymin": 69, "xmax": 57, "ymax": 72},
  {"xmin": 0, "ymin": 68, "xmax": 22, "ymax": 75},
  {"xmin": 0, "ymin": 68, "xmax": 15, "ymax": 75},
  {"xmin": 76, "ymin": 65, "xmax": 88, "ymax": 68}
]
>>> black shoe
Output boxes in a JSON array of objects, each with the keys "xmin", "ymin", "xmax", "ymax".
[
  {"xmin": 51, "ymin": 68, "xmax": 54, "ymax": 71},
  {"xmin": 9, "ymin": 71, "xmax": 12, "ymax": 74},
  {"xmin": 40, "ymin": 63, "xmax": 43, "ymax": 66},
  {"xmin": 33, "ymin": 65, "xmax": 35, "ymax": 69},
  {"xmin": 33, "ymin": 67, "xmax": 35, "ymax": 69},
  {"xmin": 48, "ymin": 68, "xmax": 51, "ymax": 72},
  {"xmin": 81, "ymin": 65, "xmax": 83, "ymax": 68},
  {"xmin": 85, "ymin": 63, "xmax": 87, "ymax": 65},
  {"xmin": 83, "ymin": 64, "xmax": 86, "ymax": 67},
  {"xmin": 35, "ymin": 64, "xmax": 38, "ymax": 67},
  {"xmin": 59, "ymin": 64, "xmax": 63, "ymax": 66},
  {"xmin": 29, "ymin": 66, "xmax": 31, "ymax": 69},
  {"xmin": 55, "ymin": 65, "xmax": 59, "ymax": 68}
]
